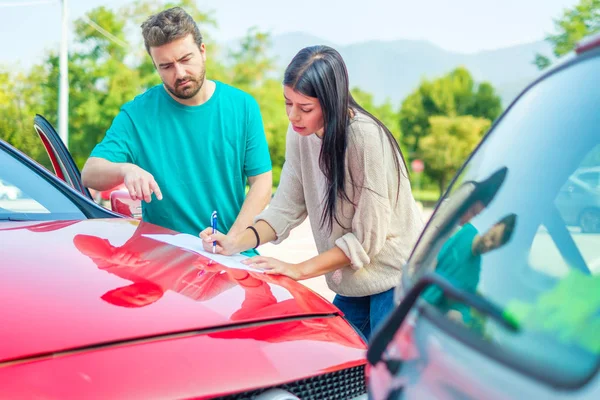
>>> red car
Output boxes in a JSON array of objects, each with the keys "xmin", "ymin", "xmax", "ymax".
[{"xmin": 0, "ymin": 116, "xmax": 368, "ymax": 399}]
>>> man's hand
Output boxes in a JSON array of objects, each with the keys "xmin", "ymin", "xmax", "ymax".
[{"xmin": 121, "ymin": 164, "xmax": 163, "ymax": 203}]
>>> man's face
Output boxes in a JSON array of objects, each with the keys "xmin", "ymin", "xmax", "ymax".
[
  {"xmin": 479, "ymin": 223, "xmax": 506, "ymax": 254},
  {"xmin": 150, "ymin": 34, "xmax": 206, "ymax": 100}
]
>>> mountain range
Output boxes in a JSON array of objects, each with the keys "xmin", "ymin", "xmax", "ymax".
[{"xmin": 262, "ymin": 32, "xmax": 554, "ymax": 107}]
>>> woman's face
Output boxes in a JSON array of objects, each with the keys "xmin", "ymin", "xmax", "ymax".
[{"xmin": 284, "ymin": 85, "xmax": 324, "ymax": 137}]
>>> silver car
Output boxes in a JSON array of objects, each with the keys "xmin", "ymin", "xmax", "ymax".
[{"xmin": 368, "ymin": 32, "xmax": 600, "ymax": 399}]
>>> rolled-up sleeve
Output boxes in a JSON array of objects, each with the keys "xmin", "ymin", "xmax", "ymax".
[
  {"xmin": 255, "ymin": 126, "xmax": 307, "ymax": 244},
  {"xmin": 335, "ymin": 124, "xmax": 394, "ymax": 270}
]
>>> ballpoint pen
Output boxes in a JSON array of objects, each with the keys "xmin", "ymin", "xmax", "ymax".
[{"xmin": 211, "ymin": 210, "xmax": 218, "ymax": 254}]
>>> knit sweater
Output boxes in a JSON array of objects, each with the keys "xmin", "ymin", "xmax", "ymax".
[{"xmin": 256, "ymin": 112, "xmax": 424, "ymax": 296}]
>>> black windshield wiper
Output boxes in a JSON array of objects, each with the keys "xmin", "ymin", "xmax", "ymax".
[{"xmin": 367, "ymin": 273, "xmax": 520, "ymax": 367}]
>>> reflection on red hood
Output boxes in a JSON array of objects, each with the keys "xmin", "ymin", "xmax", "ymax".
[{"xmin": 0, "ymin": 219, "xmax": 342, "ymax": 363}]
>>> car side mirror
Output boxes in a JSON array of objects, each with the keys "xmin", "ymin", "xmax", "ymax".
[{"xmin": 110, "ymin": 190, "xmax": 142, "ymax": 219}]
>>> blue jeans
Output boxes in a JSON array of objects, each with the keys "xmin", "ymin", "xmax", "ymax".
[{"xmin": 333, "ymin": 288, "xmax": 395, "ymax": 341}]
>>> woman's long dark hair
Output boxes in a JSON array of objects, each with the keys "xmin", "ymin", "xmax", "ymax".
[{"xmin": 283, "ymin": 45, "xmax": 409, "ymax": 232}]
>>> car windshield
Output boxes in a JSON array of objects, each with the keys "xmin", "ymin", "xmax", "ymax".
[
  {"xmin": 0, "ymin": 145, "xmax": 85, "ymax": 221},
  {"xmin": 407, "ymin": 54, "xmax": 600, "ymax": 385}
]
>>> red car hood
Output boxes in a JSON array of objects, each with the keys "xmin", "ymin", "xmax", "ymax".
[
  {"xmin": 0, "ymin": 219, "xmax": 339, "ymax": 363},
  {"xmin": 0, "ymin": 317, "xmax": 366, "ymax": 399}
]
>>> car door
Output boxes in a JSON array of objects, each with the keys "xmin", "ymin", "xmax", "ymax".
[
  {"xmin": 33, "ymin": 114, "xmax": 92, "ymax": 199},
  {"xmin": 33, "ymin": 115, "xmax": 141, "ymax": 218}
]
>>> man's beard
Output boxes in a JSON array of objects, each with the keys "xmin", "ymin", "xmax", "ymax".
[{"xmin": 164, "ymin": 68, "xmax": 206, "ymax": 100}]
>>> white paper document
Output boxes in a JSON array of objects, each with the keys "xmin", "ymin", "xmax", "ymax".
[{"xmin": 142, "ymin": 233, "xmax": 264, "ymax": 273}]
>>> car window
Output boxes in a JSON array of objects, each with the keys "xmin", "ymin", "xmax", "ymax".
[
  {"xmin": 0, "ymin": 145, "xmax": 85, "ymax": 221},
  {"xmin": 530, "ymin": 147, "xmax": 600, "ymax": 279},
  {"xmin": 408, "ymin": 54, "xmax": 600, "ymax": 385},
  {"xmin": 577, "ymin": 171, "xmax": 600, "ymax": 188}
]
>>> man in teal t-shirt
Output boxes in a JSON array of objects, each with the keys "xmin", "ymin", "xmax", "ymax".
[
  {"xmin": 81, "ymin": 7, "xmax": 272, "ymax": 253},
  {"xmin": 422, "ymin": 214, "xmax": 517, "ymax": 321}
]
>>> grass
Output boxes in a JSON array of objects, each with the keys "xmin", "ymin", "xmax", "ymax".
[{"xmin": 412, "ymin": 189, "xmax": 441, "ymax": 205}]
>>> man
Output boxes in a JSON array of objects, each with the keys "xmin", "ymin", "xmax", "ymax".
[
  {"xmin": 422, "ymin": 213, "xmax": 517, "ymax": 323},
  {"xmin": 81, "ymin": 7, "xmax": 272, "ymax": 250}
]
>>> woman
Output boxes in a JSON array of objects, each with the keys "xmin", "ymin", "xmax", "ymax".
[{"xmin": 200, "ymin": 45, "xmax": 424, "ymax": 340}]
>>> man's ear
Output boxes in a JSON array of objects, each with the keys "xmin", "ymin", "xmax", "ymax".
[{"xmin": 199, "ymin": 43, "xmax": 207, "ymax": 61}]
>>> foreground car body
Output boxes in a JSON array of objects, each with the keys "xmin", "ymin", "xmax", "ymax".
[
  {"xmin": 367, "ymin": 34, "xmax": 600, "ymax": 399},
  {"xmin": 0, "ymin": 117, "xmax": 368, "ymax": 398}
]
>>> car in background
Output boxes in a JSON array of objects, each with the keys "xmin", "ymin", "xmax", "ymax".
[
  {"xmin": 556, "ymin": 175, "xmax": 600, "ymax": 233},
  {"xmin": 572, "ymin": 166, "xmax": 600, "ymax": 189},
  {"xmin": 366, "ymin": 33, "xmax": 600, "ymax": 399},
  {"xmin": 0, "ymin": 116, "xmax": 368, "ymax": 399}
]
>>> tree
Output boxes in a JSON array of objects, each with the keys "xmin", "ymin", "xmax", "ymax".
[
  {"xmin": 0, "ymin": 66, "xmax": 54, "ymax": 169},
  {"xmin": 467, "ymin": 82, "xmax": 503, "ymax": 122},
  {"xmin": 534, "ymin": 0, "xmax": 600, "ymax": 69},
  {"xmin": 399, "ymin": 67, "xmax": 501, "ymax": 161},
  {"xmin": 351, "ymin": 88, "xmax": 402, "ymax": 142},
  {"xmin": 227, "ymin": 27, "xmax": 275, "ymax": 90},
  {"xmin": 0, "ymin": 0, "xmax": 393, "ymax": 191},
  {"xmin": 419, "ymin": 115, "xmax": 491, "ymax": 193}
]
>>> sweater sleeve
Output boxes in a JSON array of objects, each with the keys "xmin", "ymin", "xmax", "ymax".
[
  {"xmin": 255, "ymin": 126, "xmax": 307, "ymax": 244},
  {"xmin": 335, "ymin": 122, "xmax": 395, "ymax": 270}
]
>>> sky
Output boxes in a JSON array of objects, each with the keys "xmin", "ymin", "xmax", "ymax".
[{"xmin": 0, "ymin": 0, "xmax": 581, "ymax": 69}]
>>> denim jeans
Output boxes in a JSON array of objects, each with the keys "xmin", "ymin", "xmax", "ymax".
[{"xmin": 333, "ymin": 287, "xmax": 395, "ymax": 341}]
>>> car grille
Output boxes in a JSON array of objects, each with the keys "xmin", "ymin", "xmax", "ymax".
[{"xmin": 217, "ymin": 364, "xmax": 366, "ymax": 400}]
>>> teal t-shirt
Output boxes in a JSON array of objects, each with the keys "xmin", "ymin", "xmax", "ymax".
[
  {"xmin": 91, "ymin": 81, "xmax": 272, "ymax": 252},
  {"xmin": 422, "ymin": 223, "xmax": 481, "ymax": 315}
]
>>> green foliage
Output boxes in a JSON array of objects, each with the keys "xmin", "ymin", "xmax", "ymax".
[
  {"xmin": 419, "ymin": 115, "xmax": 491, "ymax": 193},
  {"xmin": 251, "ymin": 80, "xmax": 288, "ymax": 186},
  {"xmin": 0, "ymin": 67, "xmax": 53, "ymax": 170},
  {"xmin": 412, "ymin": 188, "xmax": 441, "ymax": 204},
  {"xmin": 0, "ymin": 0, "xmax": 497, "ymax": 195},
  {"xmin": 350, "ymin": 88, "xmax": 411, "ymax": 174},
  {"xmin": 227, "ymin": 27, "xmax": 275, "ymax": 89},
  {"xmin": 399, "ymin": 90, "xmax": 429, "ymax": 155},
  {"xmin": 468, "ymin": 82, "xmax": 503, "ymax": 121},
  {"xmin": 535, "ymin": 0, "xmax": 600, "ymax": 69},
  {"xmin": 399, "ymin": 67, "xmax": 501, "ymax": 191},
  {"xmin": 533, "ymin": 54, "xmax": 552, "ymax": 70},
  {"xmin": 505, "ymin": 270, "xmax": 600, "ymax": 354},
  {"xmin": 351, "ymin": 88, "xmax": 402, "ymax": 142}
]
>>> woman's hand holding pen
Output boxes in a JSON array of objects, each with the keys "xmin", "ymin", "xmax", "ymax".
[{"xmin": 199, "ymin": 228, "xmax": 240, "ymax": 256}]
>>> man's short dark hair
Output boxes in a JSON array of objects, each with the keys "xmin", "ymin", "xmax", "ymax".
[
  {"xmin": 471, "ymin": 166, "xmax": 508, "ymax": 207},
  {"xmin": 497, "ymin": 213, "xmax": 517, "ymax": 246},
  {"xmin": 141, "ymin": 7, "xmax": 203, "ymax": 53}
]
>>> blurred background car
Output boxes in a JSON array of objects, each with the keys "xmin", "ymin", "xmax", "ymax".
[{"xmin": 556, "ymin": 174, "xmax": 600, "ymax": 233}]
